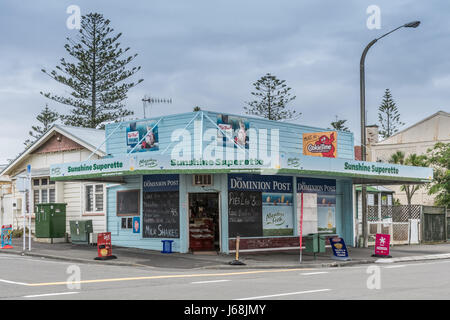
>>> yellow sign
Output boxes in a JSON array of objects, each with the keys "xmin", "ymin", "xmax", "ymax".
[{"xmin": 303, "ymin": 131, "xmax": 337, "ymax": 158}]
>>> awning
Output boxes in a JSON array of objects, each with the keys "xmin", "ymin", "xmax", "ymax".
[{"xmin": 50, "ymin": 152, "xmax": 433, "ymax": 186}]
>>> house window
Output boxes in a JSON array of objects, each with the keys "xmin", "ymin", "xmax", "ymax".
[
  {"xmin": 85, "ymin": 184, "xmax": 104, "ymax": 213},
  {"xmin": 32, "ymin": 177, "xmax": 56, "ymax": 205}
]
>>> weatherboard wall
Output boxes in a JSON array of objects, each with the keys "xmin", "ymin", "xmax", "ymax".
[{"xmin": 104, "ymin": 111, "xmax": 354, "ymax": 160}]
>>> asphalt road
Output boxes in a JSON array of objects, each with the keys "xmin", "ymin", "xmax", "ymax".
[{"xmin": 1, "ymin": 253, "xmax": 450, "ymax": 301}]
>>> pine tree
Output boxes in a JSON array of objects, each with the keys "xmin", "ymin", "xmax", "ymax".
[
  {"xmin": 244, "ymin": 73, "xmax": 299, "ymax": 121},
  {"xmin": 24, "ymin": 105, "xmax": 59, "ymax": 148},
  {"xmin": 41, "ymin": 12, "xmax": 143, "ymax": 129},
  {"xmin": 330, "ymin": 116, "xmax": 350, "ymax": 132},
  {"xmin": 378, "ymin": 89, "xmax": 404, "ymax": 139}
]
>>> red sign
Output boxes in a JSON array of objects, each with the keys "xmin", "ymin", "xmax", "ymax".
[
  {"xmin": 97, "ymin": 232, "xmax": 113, "ymax": 258},
  {"xmin": 375, "ymin": 234, "xmax": 390, "ymax": 256}
]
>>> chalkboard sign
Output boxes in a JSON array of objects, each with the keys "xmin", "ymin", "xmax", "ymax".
[
  {"xmin": 228, "ymin": 191, "xmax": 262, "ymax": 237},
  {"xmin": 143, "ymin": 191, "xmax": 180, "ymax": 238},
  {"xmin": 117, "ymin": 190, "xmax": 140, "ymax": 216}
]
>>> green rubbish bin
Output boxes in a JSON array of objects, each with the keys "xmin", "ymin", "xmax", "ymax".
[
  {"xmin": 69, "ymin": 220, "xmax": 93, "ymax": 245},
  {"xmin": 304, "ymin": 233, "xmax": 326, "ymax": 254},
  {"xmin": 35, "ymin": 203, "xmax": 67, "ymax": 238}
]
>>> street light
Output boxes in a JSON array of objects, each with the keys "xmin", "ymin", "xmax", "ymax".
[{"xmin": 359, "ymin": 20, "xmax": 420, "ymax": 248}]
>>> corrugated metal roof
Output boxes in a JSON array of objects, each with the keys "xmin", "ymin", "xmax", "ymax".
[
  {"xmin": 55, "ymin": 125, "xmax": 106, "ymax": 153},
  {"xmin": 0, "ymin": 124, "xmax": 106, "ymax": 176}
]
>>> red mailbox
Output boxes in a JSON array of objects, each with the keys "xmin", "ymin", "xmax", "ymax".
[{"xmin": 95, "ymin": 232, "xmax": 117, "ymax": 260}]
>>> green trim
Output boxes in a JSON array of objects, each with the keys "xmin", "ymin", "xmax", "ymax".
[{"xmin": 51, "ymin": 167, "xmax": 429, "ymax": 183}]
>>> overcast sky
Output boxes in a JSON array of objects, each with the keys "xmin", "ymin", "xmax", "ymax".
[{"xmin": 0, "ymin": 0, "xmax": 448, "ymax": 164}]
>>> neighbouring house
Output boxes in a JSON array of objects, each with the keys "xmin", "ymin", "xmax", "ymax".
[
  {"xmin": 366, "ymin": 111, "xmax": 450, "ymax": 205},
  {"xmin": 0, "ymin": 125, "xmax": 107, "ymax": 239}
]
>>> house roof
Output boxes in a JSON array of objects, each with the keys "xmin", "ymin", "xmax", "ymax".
[
  {"xmin": 1, "ymin": 124, "xmax": 106, "ymax": 177},
  {"xmin": 375, "ymin": 110, "xmax": 450, "ymax": 145}
]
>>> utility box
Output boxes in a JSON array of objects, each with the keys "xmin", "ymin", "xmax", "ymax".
[
  {"xmin": 304, "ymin": 233, "xmax": 326, "ymax": 254},
  {"xmin": 35, "ymin": 203, "xmax": 67, "ymax": 239},
  {"xmin": 70, "ymin": 220, "xmax": 93, "ymax": 245}
]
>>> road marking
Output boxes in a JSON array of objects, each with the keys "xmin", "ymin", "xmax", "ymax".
[
  {"xmin": 383, "ymin": 265, "xmax": 407, "ymax": 269},
  {"xmin": 23, "ymin": 292, "xmax": 79, "ymax": 298},
  {"xmin": 301, "ymin": 272, "xmax": 329, "ymax": 275},
  {"xmin": 27, "ymin": 268, "xmax": 315, "ymax": 287},
  {"xmin": 236, "ymin": 289, "xmax": 332, "ymax": 300},
  {"xmin": 191, "ymin": 280, "xmax": 231, "ymax": 284},
  {"xmin": 0, "ymin": 279, "xmax": 29, "ymax": 286}
]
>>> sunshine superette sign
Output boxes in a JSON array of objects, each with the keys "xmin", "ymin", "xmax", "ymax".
[{"xmin": 50, "ymin": 152, "xmax": 433, "ymax": 183}]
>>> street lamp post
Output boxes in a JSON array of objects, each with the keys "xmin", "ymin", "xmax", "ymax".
[{"xmin": 360, "ymin": 21, "xmax": 420, "ymax": 248}]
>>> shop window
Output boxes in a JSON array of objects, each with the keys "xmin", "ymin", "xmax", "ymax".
[
  {"xmin": 85, "ymin": 184, "xmax": 104, "ymax": 213},
  {"xmin": 193, "ymin": 174, "xmax": 213, "ymax": 186},
  {"xmin": 121, "ymin": 217, "xmax": 133, "ymax": 229}
]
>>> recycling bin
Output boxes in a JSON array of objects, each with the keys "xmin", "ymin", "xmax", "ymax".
[
  {"xmin": 70, "ymin": 220, "xmax": 93, "ymax": 245},
  {"xmin": 304, "ymin": 233, "xmax": 326, "ymax": 254},
  {"xmin": 35, "ymin": 203, "xmax": 67, "ymax": 238},
  {"xmin": 161, "ymin": 240, "xmax": 174, "ymax": 253}
]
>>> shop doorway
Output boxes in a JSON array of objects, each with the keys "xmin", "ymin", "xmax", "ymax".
[{"xmin": 188, "ymin": 193, "xmax": 220, "ymax": 252}]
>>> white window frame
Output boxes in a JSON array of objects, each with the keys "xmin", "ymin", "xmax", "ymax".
[
  {"xmin": 83, "ymin": 183, "xmax": 105, "ymax": 215},
  {"xmin": 32, "ymin": 177, "xmax": 56, "ymax": 205}
]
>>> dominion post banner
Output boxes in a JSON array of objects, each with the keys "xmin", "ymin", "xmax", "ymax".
[{"xmin": 303, "ymin": 131, "xmax": 337, "ymax": 158}]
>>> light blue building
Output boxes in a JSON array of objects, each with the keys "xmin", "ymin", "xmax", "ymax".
[{"xmin": 50, "ymin": 111, "xmax": 432, "ymax": 254}]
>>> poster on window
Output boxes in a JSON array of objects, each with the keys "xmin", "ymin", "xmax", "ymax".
[
  {"xmin": 297, "ymin": 193, "xmax": 318, "ymax": 236},
  {"xmin": 217, "ymin": 114, "xmax": 249, "ymax": 149},
  {"xmin": 262, "ymin": 193, "xmax": 294, "ymax": 236},
  {"xmin": 297, "ymin": 178, "xmax": 336, "ymax": 234},
  {"xmin": 126, "ymin": 120, "xmax": 159, "ymax": 153},
  {"xmin": 317, "ymin": 194, "xmax": 336, "ymax": 233}
]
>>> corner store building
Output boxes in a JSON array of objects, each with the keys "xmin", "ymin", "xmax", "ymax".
[{"xmin": 50, "ymin": 111, "xmax": 432, "ymax": 253}]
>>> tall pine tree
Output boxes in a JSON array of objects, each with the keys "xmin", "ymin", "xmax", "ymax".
[
  {"xmin": 378, "ymin": 89, "xmax": 404, "ymax": 139},
  {"xmin": 244, "ymin": 73, "xmax": 299, "ymax": 121},
  {"xmin": 41, "ymin": 12, "xmax": 143, "ymax": 129},
  {"xmin": 24, "ymin": 105, "xmax": 59, "ymax": 148},
  {"xmin": 330, "ymin": 115, "xmax": 350, "ymax": 132}
]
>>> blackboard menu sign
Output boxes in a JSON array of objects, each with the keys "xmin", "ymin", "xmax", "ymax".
[
  {"xmin": 117, "ymin": 190, "xmax": 140, "ymax": 216},
  {"xmin": 143, "ymin": 191, "xmax": 180, "ymax": 238},
  {"xmin": 228, "ymin": 191, "xmax": 262, "ymax": 237}
]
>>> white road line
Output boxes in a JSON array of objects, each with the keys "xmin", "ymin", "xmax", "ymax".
[
  {"xmin": 236, "ymin": 289, "xmax": 331, "ymax": 300},
  {"xmin": 191, "ymin": 280, "xmax": 231, "ymax": 284},
  {"xmin": 384, "ymin": 265, "xmax": 407, "ymax": 269},
  {"xmin": 23, "ymin": 292, "xmax": 80, "ymax": 298},
  {"xmin": 301, "ymin": 272, "xmax": 329, "ymax": 275},
  {"xmin": 0, "ymin": 279, "xmax": 29, "ymax": 286}
]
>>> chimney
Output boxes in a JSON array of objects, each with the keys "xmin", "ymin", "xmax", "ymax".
[{"xmin": 365, "ymin": 125, "xmax": 379, "ymax": 162}]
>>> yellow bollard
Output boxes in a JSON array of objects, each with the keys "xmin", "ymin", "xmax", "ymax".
[{"xmin": 229, "ymin": 235, "xmax": 245, "ymax": 265}]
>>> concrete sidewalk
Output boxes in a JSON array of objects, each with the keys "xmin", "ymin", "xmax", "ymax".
[{"xmin": 2, "ymin": 238, "xmax": 450, "ymax": 270}]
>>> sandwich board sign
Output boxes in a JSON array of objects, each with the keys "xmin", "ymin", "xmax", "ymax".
[
  {"xmin": 329, "ymin": 237, "xmax": 350, "ymax": 261},
  {"xmin": 1, "ymin": 225, "xmax": 13, "ymax": 249},
  {"xmin": 374, "ymin": 233, "xmax": 391, "ymax": 257}
]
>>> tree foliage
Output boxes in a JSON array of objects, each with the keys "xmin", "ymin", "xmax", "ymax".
[
  {"xmin": 330, "ymin": 116, "xmax": 350, "ymax": 132},
  {"xmin": 426, "ymin": 142, "xmax": 450, "ymax": 207},
  {"xmin": 378, "ymin": 89, "xmax": 404, "ymax": 139},
  {"xmin": 24, "ymin": 105, "xmax": 59, "ymax": 148},
  {"xmin": 244, "ymin": 73, "xmax": 299, "ymax": 121},
  {"xmin": 389, "ymin": 151, "xmax": 428, "ymax": 205},
  {"xmin": 41, "ymin": 12, "xmax": 143, "ymax": 129}
]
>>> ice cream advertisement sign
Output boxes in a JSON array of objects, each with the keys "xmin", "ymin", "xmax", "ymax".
[{"xmin": 303, "ymin": 131, "xmax": 337, "ymax": 158}]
